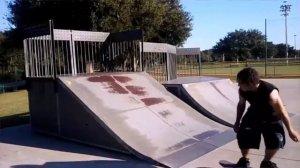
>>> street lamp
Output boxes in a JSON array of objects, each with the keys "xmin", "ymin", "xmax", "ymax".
[
  {"xmin": 294, "ymin": 34, "xmax": 297, "ymax": 58},
  {"xmin": 280, "ymin": 0, "xmax": 291, "ymax": 64}
]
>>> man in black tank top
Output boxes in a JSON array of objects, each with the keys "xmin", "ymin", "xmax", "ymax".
[{"xmin": 234, "ymin": 67, "xmax": 299, "ymax": 168}]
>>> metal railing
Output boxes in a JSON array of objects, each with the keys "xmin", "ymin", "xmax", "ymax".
[
  {"xmin": 23, "ymin": 21, "xmax": 202, "ymax": 82},
  {"xmin": 176, "ymin": 48, "xmax": 201, "ymax": 77}
]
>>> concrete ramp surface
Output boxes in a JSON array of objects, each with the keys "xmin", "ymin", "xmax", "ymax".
[
  {"xmin": 163, "ymin": 77, "xmax": 299, "ymax": 128},
  {"xmin": 164, "ymin": 77, "xmax": 239, "ymax": 127},
  {"xmin": 264, "ymin": 79, "xmax": 300, "ymax": 114},
  {"xmin": 28, "ymin": 72, "xmax": 235, "ymax": 168}
]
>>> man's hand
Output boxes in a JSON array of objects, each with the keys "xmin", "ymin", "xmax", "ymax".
[
  {"xmin": 235, "ymin": 95, "xmax": 246, "ymax": 133},
  {"xmin": 233, "ymin": 122, "xmax": 240, "ymax": 133},
  {"xmin": 288, "ymin": 129, "xmax": 300, "ymax": 142}
]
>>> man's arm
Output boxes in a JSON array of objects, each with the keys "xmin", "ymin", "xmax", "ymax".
[
  {"xmin": 234, "ymin": 94, "xmax": 246, "ymax": 132},
  {"xmin": 269, "ymin": 89, "xmax": 299, "ymax": 142}
]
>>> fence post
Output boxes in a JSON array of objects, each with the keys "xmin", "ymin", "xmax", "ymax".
[
  {"xmin": 49, "ymin": 20, "xmax": 56, "ymax": 79},
  {"xmin": 70, "ymin": 30, "xmax": 78, "ymax": 75},
  {"xmin": 141, "ymin": 31, "xmax": 144, "ymax": 72},
  {"xmin": 265, "ymin": 18, "xmax": 268, "ymax": 77},
  {"xmin": 198, "ymin": 49, "xmax": 201, "ymax": 76}
]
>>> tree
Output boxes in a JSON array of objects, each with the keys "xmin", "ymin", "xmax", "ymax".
[
  {"xmin": 275, "ymin": 43, "xmax": 296, "ymax": 58},
  {"xmin": 157, "ymin": 0, "xmax": 192, "ymax": 46},
  {"xmin": 201, "ymin": 49, "xmax": 215, "ymax": 62},
  {"xmin": 266, "ymin": 42, "xmax": 277, "ymax": 58},
  {"xmin": 0, "ymin": 32, "xmax": 8, "ymax": 69},
  {"xmin": 90, "ymin": 0, "xmax": 167, "ymax": 42},
  {"xmin": 8, "ymin": 0, "xmax": 92, "ymax": 31},
  {"xmin": 0, "ymin": 31, "xmax": 24, "ymax": 82},
  {"xmin": 8, "ymin": 0, "xmax": 192, "ymax": 46},
  {"xmin": 213, "ymin": 29, "xmax": 265, "ymax": 61}
]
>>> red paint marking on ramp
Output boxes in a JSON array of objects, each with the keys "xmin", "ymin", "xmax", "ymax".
[
  {"xmin": 141, "ymin": 98, "xmax": 165, "ymax": 106},
  {"xmin": 125, "ymin": 86, "xmax": 147, "ymax": 96},
  {"xmin": 87, "ymin": 76, "xmax": 129, "ymax": 94},
  {"xmin": 87, "ymin": 76, "xmax": 115, "ymax": 82},
  {"xmin": 108, "ymin": 82, "xmax": 129, "ymax": 94},
  {"xmin": 113, "ymin": 76, "xmax": 132, "ymax": 83}
]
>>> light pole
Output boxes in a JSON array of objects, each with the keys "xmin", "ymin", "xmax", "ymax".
[
  {"xmin": 280, "ymin": 1, "xmax": 291, "ymax": 64},
  {"xmin": 265, "ymin": 19, "xmax": 268, "ymax": 77},
  {"xmin": 294, "ymin": 34, "xmax": 297, "ymax": 58}
]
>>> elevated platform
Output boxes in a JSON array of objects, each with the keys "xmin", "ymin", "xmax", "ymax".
[{"xmin": 24, "ymin": 72, "xmax": 235, "ymax": 167}]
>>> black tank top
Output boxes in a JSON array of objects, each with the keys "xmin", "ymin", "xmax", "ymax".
[{"xmin": 239, "ymin": 80, "xmax": 280, "ymax": 123}]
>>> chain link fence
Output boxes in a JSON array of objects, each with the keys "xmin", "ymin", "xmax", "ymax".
[{"xmin": 199, "ymin": 58, "xmax": 300, "ymax": 78}]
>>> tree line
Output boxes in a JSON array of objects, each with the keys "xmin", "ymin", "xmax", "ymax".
[{"xmin": 202, "ymin": 29, "xmax": 298, "ymax": 62}]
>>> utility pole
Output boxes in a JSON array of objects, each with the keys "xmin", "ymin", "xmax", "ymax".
[
  {"xmin": 280, "ymin": 1, "xmax": 291, "ymax": 64},
  {"xmin": 265, "ymin": 19, "xmax": 267, "ymax": 77},
  {"xmin": 294, "ymin": 34, "xmax": 297, "ymax": 58}
]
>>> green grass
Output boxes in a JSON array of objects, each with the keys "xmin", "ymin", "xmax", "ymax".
[
  {"xmin": 0, "ymin": 90, "xmax": 30, "ymax": 128},
  {"xmin": 0, "ymin": 90, "xmax": 29, "ymax": 117},
  {"xmin": 176, "ymin": 63, "xmax": 300, "ymax": 77},
  {"xmin": 150, "ymin": 62, "xmax": 300, "ymax": 82},
  {"xmin": 201, "ymin": 65, "xmax": 300, "ymax": 76}
]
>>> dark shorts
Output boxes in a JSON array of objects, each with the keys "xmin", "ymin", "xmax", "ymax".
[{"xmin": 237, "ymin": 120, "xmax": 285, "ymax": 149}]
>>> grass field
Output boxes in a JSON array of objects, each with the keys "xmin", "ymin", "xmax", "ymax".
[
  {"xmin": 0, "ymin": 90, "xmax": 29, "ymax": 117},
  {"xmin": 199, "ymin": 64, "xmax": 300, "ymax": 77},
  {"xmin": 149, "ymin": 61, "xmax": 300, "ymax": 82},
  {"xmin": 0, "ymin": 90, "xmax": 29, "ymax": 128}
]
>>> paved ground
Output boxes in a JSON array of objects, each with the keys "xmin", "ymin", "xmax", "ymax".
[
  {"xmin": 1, "ymin": 118, "xmax": 299, "ymax": 168},
  {"xmin": 0, "ymin": 125, "xmax": 158, "ymax": 168}
]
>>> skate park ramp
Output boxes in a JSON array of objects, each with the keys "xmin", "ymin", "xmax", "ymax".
[
  {"xmin": 163, "ymin": 77, "xmax": 299, "ymax": 128},
  {"xmin": 163, "ymin": 77, "xmax": 239, "ymax": 127},
  {"xmin": 22, "ymin": 72, "xmax": 235, "ymax": 168}
]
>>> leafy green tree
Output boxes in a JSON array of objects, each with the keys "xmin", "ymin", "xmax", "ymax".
[
  {"xmin": 0, "ymin": 32, "xmax": 8, "ymax": 69},
  {"xmin": 90, "ymin": 0, "xmax": 167, "ymax": 42},
  {"xmin": 274, "ymin": 43, "xmax": 296, "ymax": 58},
  {"xmin": 201, "ymin": 49, "xmax": 215, "ymax": 62},
  {"xmin": 8, "ymin": 0, "xmax": 92, "ymax": 31},
  {"xmin": 157, "ymin": 0, "xmax": 192, "ymax": 46},
  {"xmin": 213, "ymin": 29, "xmax": 265, "ymax": 61},
  {"xmin": 0, "ymin": 31, "xmax": 24, "ymax": 82},
  {"xmin": 8, "ymin": 0, "xmax": 192, "ymax": 46},
  {"xmin": 266, "ymin": 42, "xmax": 277, "ymax": 58}
]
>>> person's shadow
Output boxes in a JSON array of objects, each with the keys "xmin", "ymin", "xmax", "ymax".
[
  {"xmin": 219, "ymin": 160, "xmax": 237, "ymax": 168},
  {"xmin": 11, "ymin": 160, "xmax": 156, "ymax": 168}
]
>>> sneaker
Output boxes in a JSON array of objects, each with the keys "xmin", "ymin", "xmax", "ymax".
[
  {"xmin": 260, "ymin": 160, "xmax": 278, "ymax": 168},
  {"xmin": 236, "ymin": 157, "xmax": 250, "ymax": 168}
]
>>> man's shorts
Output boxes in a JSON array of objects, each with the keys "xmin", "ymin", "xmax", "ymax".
[{"xmin": 237, "ymin": 120, "xmax": 285, "ymax": 149}]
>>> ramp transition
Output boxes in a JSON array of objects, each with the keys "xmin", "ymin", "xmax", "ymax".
[
  {"xmin": 163, "ymin": 77, "xmax": 239, "ymax": 127},
  {"xmin": 27, "ymin": 72, "xmax": 235, "ymax": 168},
  {"xmin": 163, "ymin": 77, "xmax": 299, "ymax": 128}
]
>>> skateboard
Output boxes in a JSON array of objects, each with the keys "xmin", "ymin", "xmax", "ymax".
[{"xmin": 219, "ymin": 160, "xmax": 252, "ymax": 168}]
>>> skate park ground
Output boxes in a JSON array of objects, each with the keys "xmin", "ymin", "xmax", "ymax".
[{"xmin": 0, "ymin": 78, "xmax": 299, "ymax": 168}]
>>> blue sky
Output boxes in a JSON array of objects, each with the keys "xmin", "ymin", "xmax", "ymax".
[
  {"xmin": 0, "ymin": 0, "xmax": 299, "ymax": 50},
  {"xmin": 0, "ymin": 0, "xmax": 10, "ymax": 31},
  {"xmin": 181, "ymin": 0, "xmax": 300, "ymax": 50}
]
